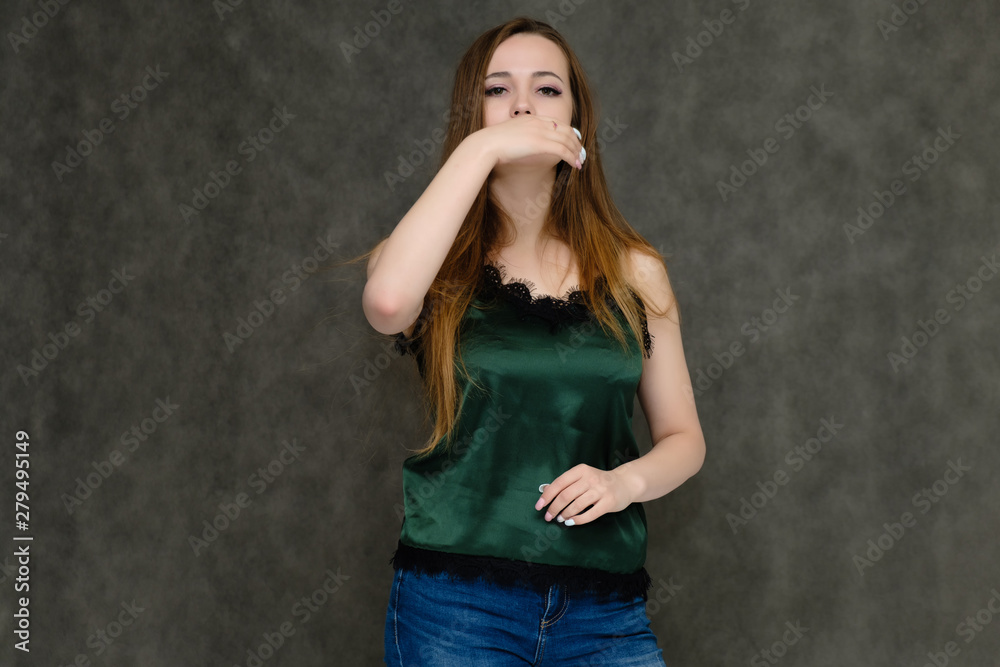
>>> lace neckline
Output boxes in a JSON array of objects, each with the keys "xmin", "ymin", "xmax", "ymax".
[
  {"xmin": 394, "ymin": 262, "xmax": 653, "ymax": 359},
  {"xmin": 480, "ymin": 261, "xmax": 653, "ymax": 359},
  {"xmin": 483, "ymin": 261, "xmax": 591, "ymax": 305},
  {"xmin": 479, "ymin": 261, "xmax": 612, "ymax": 335}
]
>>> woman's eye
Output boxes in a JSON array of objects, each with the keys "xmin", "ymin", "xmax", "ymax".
[{"xmin": 484, "ymin": 85, "xmax": 561, "ymax": 97}]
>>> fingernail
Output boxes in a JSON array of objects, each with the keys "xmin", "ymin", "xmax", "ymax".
[
  {"xmin": 572, "ymin": 127, "xmax": 582, "ymax": 140},
  {"xmin": 535, "ymin": 497, "xmax": 545, "ymax": 511},
  {"xmin": 575, "ymin": 159, "xmax": 582, "ymax": 170},
  {"xmin": 556, "ymin": 515, "xmax": 564, "ymax": 523},
  {"xmin": 565, "ymin": 519, "xmax": 575, "ymax": 526},
  {"xmin": 538, "ymin": 483, "xmax": 549, "ymax": 492},
  {"xmin": 579, "ymin": 147, "xmax": 587, "ymax": 163},
  {"xmin": 545, "ymin": 511, "xmax": 553, "ymax": 521}
]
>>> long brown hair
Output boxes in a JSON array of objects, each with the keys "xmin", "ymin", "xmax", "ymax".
[{"xmin": 351, "ymin": 16, "xmax": 677, "ymax": 460}]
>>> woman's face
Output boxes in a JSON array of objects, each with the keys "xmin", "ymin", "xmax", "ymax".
[{"xmin": 482, "ymin": 33, "xmax": 574, "ymax": 130}]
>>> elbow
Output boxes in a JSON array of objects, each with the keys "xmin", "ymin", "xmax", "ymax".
[
  {"xmin": 684, "ymin": 431, "xmax": 707, "ymax": 479},
  {"xmin": 362, "ymin": 280, "xmax": 411, "ymax": 335}
]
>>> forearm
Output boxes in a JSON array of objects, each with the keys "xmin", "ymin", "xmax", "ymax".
[
  {"xmin": 613, "ymin": 432, "xmax": 706, "ymax": 504},
  {"xmin": 364, "ymin": 134, "xmax": 495, "ymax": 334}
]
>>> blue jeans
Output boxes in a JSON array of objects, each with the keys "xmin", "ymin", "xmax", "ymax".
[{"xmin": 384, "ymin": 568, "xmax": 667, "ymax": 666}]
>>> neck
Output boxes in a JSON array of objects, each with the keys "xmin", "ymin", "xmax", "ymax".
[{"xmin": 488, "ymin": 166, "xmax": 559, "ymax": 256}]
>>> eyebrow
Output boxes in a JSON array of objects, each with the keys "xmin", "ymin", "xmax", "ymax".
[{"xmin": 485, "ymin": 71, "xmax": 565, "ymax": 83}]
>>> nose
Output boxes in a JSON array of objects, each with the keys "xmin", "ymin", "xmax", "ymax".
[{"xmin": 511, "ymin": 97, "xmax": 532, "ymax": 118}]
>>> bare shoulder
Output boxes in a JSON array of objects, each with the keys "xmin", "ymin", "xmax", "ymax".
[{"xmin": 623, "ymin": 247, "xmax": 676, "ymax": 316}]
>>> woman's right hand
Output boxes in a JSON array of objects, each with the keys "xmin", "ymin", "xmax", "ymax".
[{"xmin": 471, "ymin": 114, "xmax": 586, "ymax": 171}]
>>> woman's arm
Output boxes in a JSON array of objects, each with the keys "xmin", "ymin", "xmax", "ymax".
[
  {"xmin": 614, "ymin": 248, "xmax": 706, "ymax": 502},
  {"xmin": 363, "ymin": 115, "xmax": 584, "ymax": 336},
  {"xmin": 533, "ymin": 249, "xmax": 706, "ymax": 527},
  {"xmin": 362, "ymin": 135, "xmax": 496, "ymax": 336}
]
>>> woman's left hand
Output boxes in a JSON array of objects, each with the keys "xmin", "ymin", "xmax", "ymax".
[{"xmin": 534, "ymin": 464, "xmax": 638, "ymax": 526}]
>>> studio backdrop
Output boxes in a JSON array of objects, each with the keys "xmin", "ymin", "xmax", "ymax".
[{"xmin": 1, "ymin": 0, "xmax": 997, "ymax": 665}]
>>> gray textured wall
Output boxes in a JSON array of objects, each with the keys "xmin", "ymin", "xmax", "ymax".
[{"xmin": 1, "ymin": 0, "xmax": 998, "ymax": 665}]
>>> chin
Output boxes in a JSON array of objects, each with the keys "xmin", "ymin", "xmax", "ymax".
[{"xmin": 496, "ymin": 158, "xmax": 560, "ymax": 175}]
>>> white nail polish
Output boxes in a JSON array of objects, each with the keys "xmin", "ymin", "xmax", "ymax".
[
  {"xmin": 564, "ymin": 519, "xmax": 575, "ymax": 526},
  {"xmin": 572, "ymin": 127, "xmax": 582, "ymax": 140},
  {"xmin": 539, "ymin": 483, "xmax": 549, "ymax": 492},
  {"xmin": 557, "ymin": 515, "xmax": 564, "ymax": 523},
  {"xmin": 579, "ymin": 147, "xmax": 587, "ymax": 163}
]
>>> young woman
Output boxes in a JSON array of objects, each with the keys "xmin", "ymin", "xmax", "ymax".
[{"xmin": 362, "ymin": 16, "xmax": 706, "ymax": 665}]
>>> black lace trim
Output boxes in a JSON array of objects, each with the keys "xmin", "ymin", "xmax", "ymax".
[
  {"xmin": 389, "ymin": 540, "xmax": 653, "ymax": 602},
  {"xmin": 393, "ymin": 263, "xmax": 654, "ymax": 359},
  {"xmin": 482, "ymin": 262, "xmax": 653, "ymax": 359},
  {"xmin": 482, "ymin": 262, "xmax": 596, "ymax": 332}
]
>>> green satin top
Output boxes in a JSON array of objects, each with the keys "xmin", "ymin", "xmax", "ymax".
[{"xmin": 391, "ymin": 261, "xmax": 654, "ymax": 597}]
